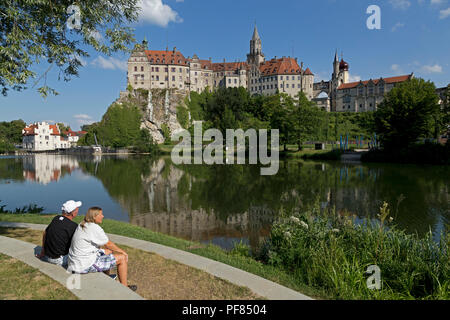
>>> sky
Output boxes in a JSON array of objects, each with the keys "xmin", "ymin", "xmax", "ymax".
[{"xmin": 1, "ymin": 0, "xmax": 449, "ymax": 130}]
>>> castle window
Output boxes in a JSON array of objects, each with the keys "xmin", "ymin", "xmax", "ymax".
[
  {"xmin": 155, "ymin": 67, "xmax": 159, "ymax": 72},
  {"xmin": 286, "ymin": 84, "xmax": 289, "ymax": 88},
  {"xmin": 134, "ymin": 66, "xmax": 137, "ymax": 71},
  {"xmin": 141, "ymin": 66, "xmax": 144, "ymax": 71},
  {"xmin": 280, "ymin": 76, "xmax": 283, "ymax": 80},
  {"xmin": 171, "ymin": 67, "xmax": 176, "ymax": 72},
  {"xmin": 165, "ymin": 68, "xmax": 168, "ymax": 72},
  {"xmin": 172, "ymin": 76, "xmax": 175, "ymax": 81}
]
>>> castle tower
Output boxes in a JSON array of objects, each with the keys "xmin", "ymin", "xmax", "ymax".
[
  {"xmin": 330, "ymin": 50, "xmax": 349, "ymax": 111},
  {"xmin": 332, "ymin": 50, "xmax": 339, "ymax": 81},
  {"xmin": 247, "ymin": 25, "xmax": 265, "ymax": 66}
]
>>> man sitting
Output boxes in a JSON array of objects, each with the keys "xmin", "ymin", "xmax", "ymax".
[{"xmin": 36, "ymin": 200, "xmax": 81, "ymax": 267}]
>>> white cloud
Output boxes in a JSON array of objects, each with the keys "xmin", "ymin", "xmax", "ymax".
[
  {"xmin": 91, "ymin": 56, "xmax": 127, "ymax": 71},
  {"xmin": 391, "ymin": 22, "xmax": 405, "ymax": 31},
  {"xmin": 137, "ymin": 0, "xmax": 183, "ymax": 27},
  {"xmin": 439, "ymin": 7, "xmax": 450, "ymax": 18},
  {"xmin": 391, "ymin": 64, "xmax": 400, "ymax": 71},
  {"xmin": 421, "ymin": 64, "xmax": 443, "ymax": 73},
  {"xmin": 74, "ymin": 114, "xmax": 92, "ymax": 120},
  {"xmin": 431, "ymin": 0, "xmax": 445, "ymax": 5},
  {"xmin": 389, "ymin": 0, "xmax": 411, "ymax": 9},
  {"xmin": 73, "ymin": 114, "xmax": 94, "ymax": 126},
  {"xmin": 348, "ymin": 74, "xmax": 361, "ymax": 82}
]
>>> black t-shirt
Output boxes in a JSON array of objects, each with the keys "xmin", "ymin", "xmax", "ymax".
[{"xmin": 44, "ymin": 215, "xmax": 78, "ymax": 259}]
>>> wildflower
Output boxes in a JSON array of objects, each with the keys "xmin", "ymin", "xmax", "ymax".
[
  {"xmin": 332, "ymin": 228, "xmax": 340, "ymax": 233},
  {"xmin": 284, "ymin": 231, "xmax": 292, "ymax": 239},
  {"xmin": 300, "ymin": 221, "xmax": 309, "ymax": 229},
  {"xmin": 290, "ymin": 216, "xmax": 300, "ymax": 224},
  {"xmin": 389, "ymin": 217, "xmax": 394, "ymax": 222}
]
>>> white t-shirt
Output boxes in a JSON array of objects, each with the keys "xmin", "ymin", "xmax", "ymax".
[{"xmin": 67, "ymin": 222, "xmax": 109, "ymax": 273}]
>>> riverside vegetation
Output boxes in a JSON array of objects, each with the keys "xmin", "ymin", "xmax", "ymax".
[{"xmin": 1, "ymin": 200, "xmax": 448, "ymax": 300}]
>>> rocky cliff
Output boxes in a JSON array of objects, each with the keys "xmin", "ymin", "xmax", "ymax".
[{"xmin": 117, "ymin": 88, "xmax": 187, "ymax": 144}]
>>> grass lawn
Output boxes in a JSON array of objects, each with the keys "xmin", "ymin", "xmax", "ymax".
[
  {"xmin": 0, "ymin": 226, "xmax": 262, "ymax": 300},
  {"xmin": 0, "ymin": 231, "xmax": 78, "ymax": 301}
]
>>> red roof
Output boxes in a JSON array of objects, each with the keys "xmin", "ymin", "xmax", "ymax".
[
  {"xmin": 145, "ymin": 50, "xmax": 188, "ymax": 66},
  {"xmin": 304, "ymin": 68, "xmax": 314, "ymax": 76},
  {"xmin": 49, "ymin": 124, "xmax": 60, "ymax": 135},
  {"xmin": 23, "ymin": 123, "xmax": 60, "ymax": 136},
  {"xmin": 23, "ymin": 124, "xmax": 38, "ymax": 136},
  {"xmin": 338, "ymin": 75, "xmax": 411, "ymax": 90},
  {"xmin": 199, "ymin": 60, "xmax": 213, "ymax": 70},
  {"xmin": 211, "ymin": 62, "xmax": 248, "ymax": 72},
  {"xmin": 259, "ymin": 57, "xmax": 305, "ymax": 76}
]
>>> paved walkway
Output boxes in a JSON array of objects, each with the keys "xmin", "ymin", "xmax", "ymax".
[
  {"xmin": 0, "ymin": 235, "xmax": 144, "ymax": 300},
  {"xmin": 0, "ymin": 222, "xmax": 313, "ymax": 300}
]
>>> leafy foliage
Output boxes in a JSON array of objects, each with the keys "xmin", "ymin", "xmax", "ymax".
[
  {"xmin": 262, "ymin": 203, "xmax": 449, "ymax": 299},
  {"xmin": 0, "ymin": 119, "xmax": 26, "ymax": 152},
  {"xmin": 184, "ymin": 88, "xmax": 373, "ymax": 149},
  {"xmin": 374, "ymin": 78, "xmax": 442, "ymax": 150},
  {"xmin": 0, "ymin": 0, "xmax": 139, "ymax": 96}
]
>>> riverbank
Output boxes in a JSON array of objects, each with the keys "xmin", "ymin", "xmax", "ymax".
[
  {"xmin": 1, "ymin": 212, "xmax": 448, "ymax": 300},
  {"xmin": 0, "ymin": 226, "xmax": 262, "ymax": 300}
]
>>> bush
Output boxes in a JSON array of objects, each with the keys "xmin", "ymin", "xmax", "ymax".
[
  {"xmin": 0, "ymin": 201, "xmax": 44, "ymax": 214},
  {"xmin": 260, "ymin": 203, "xmax": 449, "ymax": 299}
]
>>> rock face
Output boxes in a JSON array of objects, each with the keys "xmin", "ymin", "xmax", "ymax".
[{"xmin": 118, "ymin": 88, "xmax": 188, "ymax": 144}]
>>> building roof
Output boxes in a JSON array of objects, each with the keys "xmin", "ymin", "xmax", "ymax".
[
  {"xmin": 49, "ymin": 124, "xmax": 60, "ymax": 135},
  {"xmin": 211, "ymin": 62, "xmax": 248, "ymax": 72},
  {"xmin": 22, "ymin": 123, "xmax": 60, "ymax": 136},
  {"xmin": 304, "ymin": 68, "xmax": 314, "ymax": 76},
  {"xmin": 259, "ymin": 57, "xmax": 306, "ymax": 76},
  {"xmin": 145, "ymin": 50, "xmax": 188, "ymax": 66},
  {"xmin": 338, "ymin": 74, "xmax": 412, "ymax": 90},
  {"xmin": 23, "ymin": 124, "xmax": 38, "ymax": 136},
  {"xmin": 199, "ymin": 59, "xmax": 213, "ymax": 70}
]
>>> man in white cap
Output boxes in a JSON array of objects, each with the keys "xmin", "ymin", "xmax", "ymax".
[{"xmin": 36, "ymin": 200, "xmax": 82, "ymax": 267}]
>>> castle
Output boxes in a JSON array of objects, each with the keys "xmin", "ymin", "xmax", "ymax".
[{"xmin": 127, "ymin": 25, "xmax": 412, "ymax": 112}]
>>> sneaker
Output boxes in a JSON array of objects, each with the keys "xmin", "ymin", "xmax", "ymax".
[
  {"xmin": 109, "ymin": 274, "xmax": 117, "ymax": 280},
  {"xmin": 128, "ymin": 285, "xmax": 138, "ymax": 291}
]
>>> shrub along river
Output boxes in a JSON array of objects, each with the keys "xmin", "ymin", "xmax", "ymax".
[{"xmin": 0, "ymin": 154, "xmax": 448, "ymax": 251}]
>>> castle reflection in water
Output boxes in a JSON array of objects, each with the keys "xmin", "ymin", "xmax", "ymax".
[{"xmin": 11, "ymin": 154, "xmax": 448, "ymax": 250}]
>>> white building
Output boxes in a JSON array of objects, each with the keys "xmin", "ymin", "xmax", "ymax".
[{"xmin": 22, "ymin": 122, "xmax": 69, "ymax": 151}]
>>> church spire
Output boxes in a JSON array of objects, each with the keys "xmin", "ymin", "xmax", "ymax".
[
  {"xmin": 252, "ymin": 24, "xmax": 260, "ymax": 40},
  {"xmin": 334, "ymin": 49, "xmax": 339, "ymax": 62}
]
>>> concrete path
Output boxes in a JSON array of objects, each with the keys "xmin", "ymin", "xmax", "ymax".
[
  {"xmin": 0, "ymin": 235, "xmax": 144, "ymax": 300},
  {"xmin": 0, "ymin": 222, "xmax": 313, "ymax": 300}
]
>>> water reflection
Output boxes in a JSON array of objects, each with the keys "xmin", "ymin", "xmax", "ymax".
[
  {"xmin": 0, "ymin": 154, "xmax": 448, "ymax": 250},
  {"xmin": 22, "ymin": 155, "xmax": 79, "ymax": 184}
]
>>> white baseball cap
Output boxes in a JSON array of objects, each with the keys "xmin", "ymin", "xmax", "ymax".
[{"xmin": 62, "ymin": 200, "xmax": 82, "ymax": 214}]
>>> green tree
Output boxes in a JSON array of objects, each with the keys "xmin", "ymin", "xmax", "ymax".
[
  {"xmin": 1, "ymin": 0, "xmax": 139, "ymax": 97},
  {"xmin": 374, "ymin": 78, "xmax": 441, "ymax": 150},
  {"xmin": 293, "ymin": 92, "xmax": 326, "ymax": 150}
]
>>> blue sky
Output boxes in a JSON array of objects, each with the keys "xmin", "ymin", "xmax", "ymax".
[{"xmin": 1, "ymin": 0, "xmax": 449, "ymax": 130}]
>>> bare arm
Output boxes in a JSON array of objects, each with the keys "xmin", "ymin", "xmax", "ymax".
[
  {"xmin": 103, "ymin": 240, "xmax": 126, "ymax": 255},
  {"xmin": 103, "ymin": 240, "xmax": 128, "ymax": 262}
]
